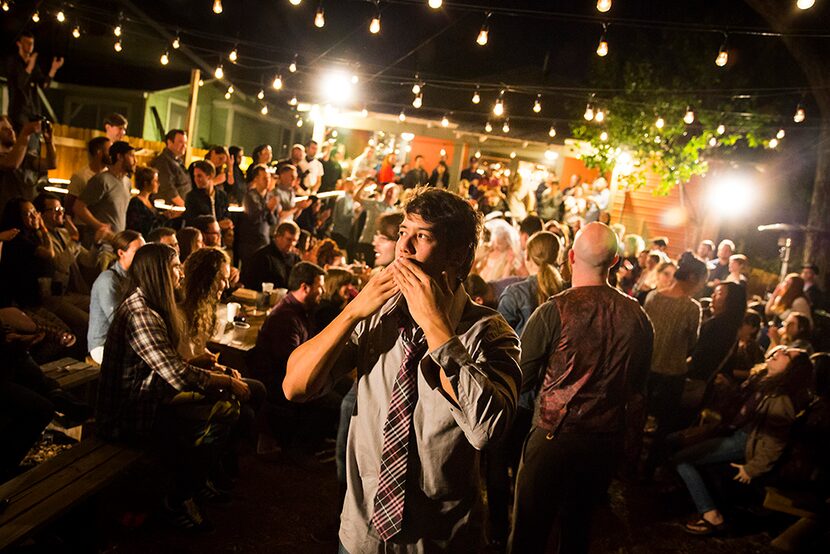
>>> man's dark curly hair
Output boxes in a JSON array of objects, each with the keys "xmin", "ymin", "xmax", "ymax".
[{"xmin": 403, "ymin": 187, "xmax": 482, "ymax": 280}]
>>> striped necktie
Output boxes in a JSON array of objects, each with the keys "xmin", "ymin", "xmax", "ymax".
[{"xmin": 370, "ymin": 325, "xmax": 427, "ymax": 541}]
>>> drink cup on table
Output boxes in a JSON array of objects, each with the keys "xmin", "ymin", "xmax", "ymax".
[
  {"xmin": 226, "ymin": 302, "xmax": 241, "ymax": 323},
  {"xmin": 261, "ymin": 282, "xmax": 274, "ymax": 294}
]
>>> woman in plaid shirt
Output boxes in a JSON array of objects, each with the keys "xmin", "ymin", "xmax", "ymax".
[{"xmin": 95, "ymin": 243, "xmax": 250, "ymax": 531}]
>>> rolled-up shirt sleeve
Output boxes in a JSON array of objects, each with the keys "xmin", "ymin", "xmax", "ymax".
[
  {"xmin": 128, "ymin": 309, "xmax": 211, "ymax": 393},
  {"xmin": 428, "ymin": 315, "xmax": 521, "ymax": 450}
]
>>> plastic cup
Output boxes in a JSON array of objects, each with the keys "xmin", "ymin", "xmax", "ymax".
[
  {"xmin": 226, "ymin": 302, "xmax": 241, "ymax": 323},
  {"xmin": 262, "ymin": 282, "xmax": 274, "ymax": 294}
]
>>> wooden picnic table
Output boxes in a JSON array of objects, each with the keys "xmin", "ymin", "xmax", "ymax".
[
  {"xmin": 40, "ymin": 357, "xmax": 100, "ymax": 390},
  {"xmin": 208, "ymin": 303, "xmax": 268, "ymax": 373}
]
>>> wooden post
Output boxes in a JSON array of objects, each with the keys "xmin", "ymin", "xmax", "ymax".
[{"xmin": 184, "ymin": 68, "xmax": 200, "ymax": 166}]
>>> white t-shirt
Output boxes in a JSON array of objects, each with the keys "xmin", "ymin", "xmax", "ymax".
[
  {"xmin": 297, "ymin": 157, "xmax": 324, "ymax": 192},
  {"xmin": 68, "ymin": 165, "xmax": 97, "ymax": 197}
]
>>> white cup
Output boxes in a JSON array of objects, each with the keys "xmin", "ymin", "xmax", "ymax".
[
  {"xmin": 261, "ymin": 282, "xmax": 274, "ymax": 294},
  {"xmin": 226, "ymin": 302, "xmax": 241, "ymax": 323}
]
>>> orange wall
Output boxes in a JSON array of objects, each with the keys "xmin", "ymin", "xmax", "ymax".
[
  {"xmin": 560, "ymin": 156, "xmax": 602, "ymax": 189},
  {"xmin": 408, "ymin": 136, "xmax": 455, "ymax": 174}
]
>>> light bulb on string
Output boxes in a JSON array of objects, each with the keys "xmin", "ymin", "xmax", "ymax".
[
  {"xmin": 32, "ymin": 11, "xmax": 40, "ymax": 22},
  {"xmin": 114, "ymin": 25, "xmax": 122, "ymax": 37},
  {"xmin": 476, "ymin": 13, "xmax": 492, "ymax": 46},
  {"xmin": 533, "ymin": 95, "xmax": 542, "ymax": 113},
  {"xmin": 272, "ymin": 74, "xmax": 283, "ymax": 90},
  {"xmin": 510, "ymin": 152, "xmax": 516, "ymax": 159},
  {"xmin": 715, "ymin": 34, "xmax": 728, "ymax": 67},
  {"xmin": 716, "ymin": 124, "xmax": 725, "ymax": 135},
  {"xmin": 441, "ymin": 115, "xmax": 450, "ymax": 127},
  {"xmin": 1, "ymin": 2, "xmax": 9, "ymax": 13},
  {"xmin": 597, "ymin": 0, "xmax": 612, "ymax": 13},
  {"xmin": 315, "ymin": 6, "xmax": 325, "ymax": 28},
  {"xmin": 297, "ymin": 118, "xmax": 304, "ymax": 127},
  {"xmin": 793, "ymin": 104, "xmax": 805, "ymax": 123},
  {"xmin": 160, "ymin": 51, "xmax": 170, "ymax": 65},
  {"xmin": 290, "ymin": 0, "xmax": 302, "ymax": 5},
  {"xmin": 493, "ymin": 92, "xmax": 505, "ymax": 117},
  {"xmin": 114, "ymin": 39, "xmax": 123, "ymax": 52},
  {"xmin": 227, "ymin": 85, "xmax": 234, "ymax": 94},
  {"xmin": 229, "ymin": 47, "xmax": 238, "ymax": 63},
  {"xmin": 56, "ymin": 10, "xmax": 66, "ymax": 23},
  {"xmin": 198, "ymin": 79, "xmax": 204, "ymax": 87},
  {"xmin": 600, "ymin": 131, "xmax": 608, "ymax": 142},
  {"xmin": 214, "ymin": 64, "xmax": 224, "ymax": 79},
  {"xmin": 583, "ymin": 103, "xmax": 594, "ymax": 121},
  {"xmin": 257, "ymin": 89, "xmax": 265, "ymax": 100},
  {"xmin": 797, "ymin": 0, "xmax": 815, "ymax": 10},
  {"xmin": 412, "ymin": 94, "xmax": 423, "ymax": 109},
  {"xmin": 502, "ymin": 119, "xmax": 510, "ymax": 133},
  {"xmin": 289, "ymin": 57, "xmax": 298, "ymax": 73},
  {"xmin": 596, "ymin": 25, "xmax": 608, "ymax": 57},
  {"xmin": 655, "ymin": 116, "xmax": 664, "ymax": 129},
  {"xmin": 370, "ymin": 14, "xmax": 381, "ymax": 34},
  {"xmin": 289, "ymin": 96, "xmax": 298, "ymax": 106},
  {"xmin": 412, "ymin": 79, "xmax": 421, "ymax": 95},
  {"xmin": 213, "ymin": 0, "xmax": 223, "ymax": 14},
  {"xmin": 172, "ymin": 36, "xmax": 181, "ymax": 49},
  {"xmin": 769, "ymin": 137, "xmax": 779, "ymax": 148},
  {"xmin": 472, "ymin": 87, "xmax": 481, "ymax": 104},
  {"xmin": 708, "ymin": 136, "xmax": 717, "ymax": 147},
  {"xmin": 399, "ymin": 110, "xmax": 406, "ymax": 122},
  {"xmin": 72, "ymin": 26, "xmax": 81, "ymax": 39},
  {"xmin": 360, "ymin": 107, "xmax": 369, "ymax": 118},
  {"xmin": 776, "ymin": 128, "xmax": 786, "ymax": 139},
  {"xmin": 683, "ymin": 106, "xmax": 695, "ymax": 124},
  {"xmin": 224, "ymin": 92, "xmax": 231, "ymax": 99},
  {"xmin": 549, "ymin": 125, "xmax": 557, "ymax": 138},
  {"xmin": 261, "ymin": 104, "xmax": 269, "ymax": 115},
  {"xmin": 429, "ymin": 0, "xmax": 443, "ymax": 8},
  {"xmin": 484, "ymin": 121, "xmax": 493, "ymax": 133},
  {"xmin": 595, "ymin": 108, "xmax": 605, "ymax": 123}
]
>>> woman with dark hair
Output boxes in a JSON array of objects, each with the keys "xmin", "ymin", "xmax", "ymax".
[
  {"xmin": 0, "ymin": 197, "xmax": 55, "ymax": 308},
  {"xmin": 96, "ymin": 243, "xmax": 250, "ymax": 530},
  {"xmin": 428, "ymin": 160, "xmax": 450, "ymax": 188},
  {"xmin": 688, "ymin": 282, "xmax": 747, "ymax": 383},
  {"xmin": 675, "ymin": 347, "xmax": 814, "ymax": 535},
  {"xmin": 126, "ymin": 166, "xmax": 168, "ymax": 237},
  {"xmin": 246, "ymin": 144, "xmax": 272, "ymax": 181},
  {"xmin": 768, "ymin": 312, "xmax": 814, "ymax": 355},
  {"xmin": 176, "ymin": 226, "xmax": 203, "ymax": 263},
  {"xmin": 766, "ymin": 273, "xmax": 812, "ymax": 325}
]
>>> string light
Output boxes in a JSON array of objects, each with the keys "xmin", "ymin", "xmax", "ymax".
[
  {"xmin": 32, "ymin": 10, "xmax": 40, "ymax": 22},
  {"xmin": 597, "ymin": 0, "xmax": 612, "ymax": 13},
  {"xmin": 225, "ymin": 91, "xmax": 232, "ymax": 99},
  {"xmin": 776, "ymin": 128, "xmax": 786, "ymax": 139},
  {"xmin": 429, "ymin": 0, "xmax": 443, "ymax": 8},
  {"xmin": 297, "ymin": 118, "xmax": 304, "ymax": 127},
  {"xmin": 796, "ymin": 0, "xmax": 815, "ymax": 9},
  {"xmin": 716, "ymin": 124, "xmax": 725, "ymax": 135},
  {"xmin": 360, "ymin": 107, "xmax": 369, "ymax": 118},
  {"xmin": 214, "ymin": 64, "xmax": 224, "ymax": 79},
  {"xmin": 412, "ymin": 77, "xmax": 421, "ymax": 95},
  {"xmin": 172, "ymin": 35, "xmax": 181, "ymax": 49},
  {"xmin": 56, "ymin": 9, "xmax": 66, "ymax": 23},
  {"xmin": 510, "ymin": 152, "xmax": 516, "ymax": 159},
  {"xmin": 289, "ymin": 56, "xmax": 298, "ymax": 73},
  {"xmin": 272, "ymin": 74, "xmax": 283, "ymax": 90},
  {"xmin": 595, "ymin": 108, "xmax": 605, "ymax": 123},
  {"xmin": 502, "ymin": 119, "xmax": 510, "ymax": 133},
  {"xmin": 655, "ymin": 116, "xmax": 665, "ymax": 129},
  {"xmin": 769, "ymin": 137, "xmax": 779, "ymax": 148},
  {"xmin": 583, "ymin": 103, "xmax": 595, "ymax": 121},
  {"xmin": 472, "ymin": 87, "xmax": 481, "ymax": 104},
  {"xmin": 600, "ymin": 131, "xmax": 608, "ymax": 141},
  {"xmin": 398, "ymin": 110, "xmax": 406, "ymax": 122},
  {"xmin": 715, "ymin": 35, "xmax": 728, "ymax": 67},
  {"xmin": 227, "ymin": 85, "xmax": 234, "ymax": 94},
  {"xmin": 290, "ymin": 0, "xmax": 302, "ymax": 5},
  {"xmin": 533, "ymin": 95, "xmax": 542, "ymax": 113},
  {"xmin": 257, "ymin": 89, "xmax": 265, "ymax": 100},
  {"xmin": 1, "ymin": 2, "xmax": 9, "ymax": 12},
  {"xmin": 683, "ymin": 106, "xmax": 695, "ymax": 124},
  {"xmin": 114, "ymin": 24, "xmax": 122, "ymax": 37},
  {"xmin": 708, "ymin": 136, "xmax": 717, "ymax": 146},
  {"xmin": 793, "ymin": 104, "xmax": 805, "ymax": 123},
  {"xmin": 493, "ymin": 91, "xmax": 505, "ymax": 117},
  {"xmin": 596, "ymin": 25, "xmax": 608, "ymax": 57},
  {"xmin": 474, "ymin": 150, "xmax": 481, "ymax": 158},
  {"xmin": 72, "ymin": 26, "xmax": 81, "ymax": 39},
  {"xmin": 213, "ymin": 0, "xmax": 223, "ymax": 14},
  {"xmin": 198, "ymin": 79, "xmax": 204, "ymax": 87},
  {"xmin": 441, "ymin": 115, "xmax": 450, "ymax": 127},
  {"xmin": 412, "ymin": 93, "xmax": 423, "ymax": 108},
  {"xmin": 351, "ymin": 74, "xmax": 359, "ymax": 84},
  {"xmin": 160, "ymin": 51, "xmax": 170, "ymax": 65},
  {"xmin": 476, "ymin": 13, "xmax": 492, "ymax": 46},
  {"xmin": 548, "ymin": 125, "xmax": 557, "ymax": 138},
  {"xmin": 229, "ymin": 47, "xmax": 238, "ymax": 63},
  {"xmin": 370, "ymin": 13, "xmax": 381, "ymax": 34},
  {"xmin": 484, "ymin": 121, "xmax": 493, "ymax": 133},
  {"xmin": 289, "ymin": 95, "xmax": 298, "ymax": 106},
  {"xmin": 261, "ymin": 104, "xmax": 269, "ymax": 115},
  {"xmin": 114, "ymin": 39, "xmax": 123, "ymax": 52},
  {"xmin": 315, "ymin": 5, "xmax": 325, "ymax": 28}
]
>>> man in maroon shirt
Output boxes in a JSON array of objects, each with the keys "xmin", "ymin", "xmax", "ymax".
[{"xmin": 509, "ymin": 222, "xmax": 653, "ymax": 554}]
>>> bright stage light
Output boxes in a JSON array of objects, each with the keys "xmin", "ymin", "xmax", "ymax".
[
  {"xmin": 320, "ymin": 71, "xmax": 355, "ymax": 104},
  {"xmin": 707, "ymin": 174, "xmax": 755, "ymax": 218}
]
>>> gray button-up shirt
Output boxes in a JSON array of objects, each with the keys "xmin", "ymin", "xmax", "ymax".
[{"xmin": 332, "ymin": 286, "xmax": 521, "ymax": 553}]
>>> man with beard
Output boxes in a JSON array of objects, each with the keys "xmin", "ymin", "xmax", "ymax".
[
  {"xmin": 284, "ymin": 188, "xmax": 521, "ymax": 552},
  {"xmin": 297, "ymin": 140, "xmax": 324, "ymax": 194},
  {"xmin": 151, "ymin": 129, "xmax": 191, "ymax": 207},
  {"xmin": 67, "ymin": 136, "xmax": 111, "ymax": 212},
  {"xmin": 74, "ymin": 141, "xmax": 136, "ymax": 245}
]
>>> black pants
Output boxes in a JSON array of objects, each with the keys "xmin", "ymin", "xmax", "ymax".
[
  {"xmin": 644, "ymin": 372, "xmax": 686, "ymax": 475},
  {"xmin": 509, "ymin": 429, "xmax": 619, "ymax": 554}
]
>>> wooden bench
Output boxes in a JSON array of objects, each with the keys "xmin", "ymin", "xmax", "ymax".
[
  {"xmin": 762, "ymin": 486, "xmax": 826, "ymax": 552},
  {"xmin": 40, "ymin": 357, "xmax": 100, "ymax": 391},
  {"xmin": 0, "ymin": 438, "xmax": 144, "ymax": 550}
]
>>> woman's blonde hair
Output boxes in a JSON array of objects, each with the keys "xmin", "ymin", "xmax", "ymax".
[{"xmin": 526, "ymin": 231, "xmax": 565, "ymax": 305}]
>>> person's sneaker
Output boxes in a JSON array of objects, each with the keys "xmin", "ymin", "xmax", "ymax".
[{"xmin": 163, "ymin": 497, "xmax": 214, "ymax": 532}]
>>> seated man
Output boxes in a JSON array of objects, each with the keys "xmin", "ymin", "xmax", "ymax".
[
  {"xmin": 240, "ymin": 221, "xmax": 300, "ymax": 291},
  {"xmin": 249, "ymin": 262, "xmax": 330, "ymax": 445},
  {"xmin": 147, "ymin": 226, "xmax": 179, "ymax": 254}
]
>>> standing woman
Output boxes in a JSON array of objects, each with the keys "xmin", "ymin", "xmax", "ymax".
[
  {"xmin": 95, "ymin": 243, "xmax": 250, "ymax": 530},
  {"xmin": 428, "ymin": 160, "xmax": 450, "ymax": 188},
  {"xmin": 126, "ymin": 166, "xmax": 168, "ymax": 237}
]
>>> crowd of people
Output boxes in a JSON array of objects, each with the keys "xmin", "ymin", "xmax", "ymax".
[{"xmin": 1, "ymin": 29, "xmax": 829, "ymax": 554}]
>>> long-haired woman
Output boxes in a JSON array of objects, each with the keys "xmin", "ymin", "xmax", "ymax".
[
  {"xmin": 96, "ymin": 243, "xmax": 250, "ymax": 531},
  {"xmin": 176, "ymin": 226, "xmax": 203, "ymax": 263},
  {"xmin": 766, "ymin": 273, "xmax": 812, "ymax": 326}
]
